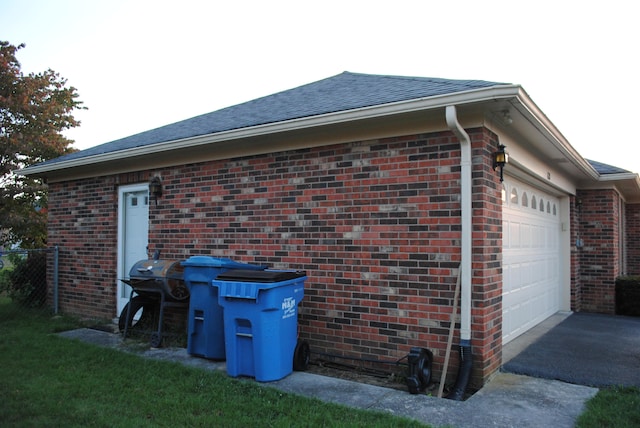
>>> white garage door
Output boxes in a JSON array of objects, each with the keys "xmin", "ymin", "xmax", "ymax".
[{"xmin": 502, "ymin": 178, "xmax": 562, "ymax": 344}]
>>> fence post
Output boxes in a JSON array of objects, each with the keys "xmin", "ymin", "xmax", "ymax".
[{"xmin": 53, "ymin": 246, "xmax": 59, "ymax": 314}]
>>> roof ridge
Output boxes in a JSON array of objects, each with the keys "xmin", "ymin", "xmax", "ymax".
[{"xmin": 340, "ymin": 70, "xmax": 508, "ymax": 86}]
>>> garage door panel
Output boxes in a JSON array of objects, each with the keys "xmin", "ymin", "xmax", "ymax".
[
  {"xmin": 502, "ymin": 178, "xmax": 562, "ymax": 344},
  {"xmin": 509, "ymin": 221, "xmax": 520, "ymax": 247}
]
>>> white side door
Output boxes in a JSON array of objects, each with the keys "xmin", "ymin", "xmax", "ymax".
[{"xmin": 117, "ymin": 184, "xmax": 150, "ymax": 315}]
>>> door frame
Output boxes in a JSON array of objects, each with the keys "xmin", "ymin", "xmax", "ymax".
[{"xmin": 116, "ymin": 183, "xmax": 150, "ymax": 315}]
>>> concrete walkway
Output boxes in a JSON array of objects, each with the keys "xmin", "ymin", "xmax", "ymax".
[{"xmin": 59, "ymin": 312, "xmax": 609, "ymax": 428}]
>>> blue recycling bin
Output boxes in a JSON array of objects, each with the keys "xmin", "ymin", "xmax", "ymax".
[
  {"xmin": 214, "ymin": 269, "xmax": 306, "ymax": 382},
  {"xmin": 182, "ymin": 256, "xmax": 266, "ymax": 359}
]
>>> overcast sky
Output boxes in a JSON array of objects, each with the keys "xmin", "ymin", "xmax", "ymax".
[{"xmin": 2, "ymin": 0, "xmax": 639, "ymax": 173}]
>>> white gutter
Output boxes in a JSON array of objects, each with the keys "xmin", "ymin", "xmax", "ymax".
[
  {"xmin": 597, "ymin": 172, "xmax": 640, "ymax": 183},
  {"xmin": 445, "ymin": 105, "xmax": 471, "ymax": 344}
]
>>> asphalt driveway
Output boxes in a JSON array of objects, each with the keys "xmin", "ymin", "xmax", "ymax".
[{"xmin": 503, "ymin": 312, "xmax": 640, "ymax": 388}]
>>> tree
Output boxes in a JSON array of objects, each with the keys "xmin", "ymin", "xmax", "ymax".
[{"xmin": 0, "ymin": 41, "xmax": 84, "ymax": 248}]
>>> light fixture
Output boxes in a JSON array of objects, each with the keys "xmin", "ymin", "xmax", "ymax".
[
  {"xmin": 493, "ymin": 144, "xmax": 509, "ymax": 182},
  {"xmin": 149, "ymin": 176, "xmax": 162, "ymax": 205}
]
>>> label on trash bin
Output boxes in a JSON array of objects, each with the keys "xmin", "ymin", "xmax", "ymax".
[{"xmin": 282, "ymin": 297, "xmax": 296, "ymax": 319}]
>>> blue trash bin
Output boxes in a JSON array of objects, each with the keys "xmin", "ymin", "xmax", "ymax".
[
  {"xmin": 182, "ymin": 256, "xmax": 266, "ymax": 359},
  {"xmin": 214, "ymin": 269, "xmax": 306, "ymax": 382}
]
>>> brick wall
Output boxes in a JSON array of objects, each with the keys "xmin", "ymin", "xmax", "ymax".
[
  {"xmin": 146, "ymin": 128, "xmax": 502, "ymax": 388},
  {"xmin": 48, "ymin": 176, "xmax": 119, "ymax": 319},
  {"xmin": 576, "ymin": 189, "xmax": 621, "ymax": 313},
  {"xmin": 47, "ymin": 128, "xmax": 503, "ymax": 388},
  {"xmin": 468, "ymin": 130, "xmax": 503, "ymax": 383}
]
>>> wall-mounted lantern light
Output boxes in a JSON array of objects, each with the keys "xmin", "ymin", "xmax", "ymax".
[
  {"xmin": 149, "ymin": 176, "xmax": 162, "ymax": 205},
  {"xmin": 493, "ymin": 144, "xmax": 509, "ymax": 182}
]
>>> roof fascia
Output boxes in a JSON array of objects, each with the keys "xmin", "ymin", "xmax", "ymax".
[
  {"xmin": 579, "ymin": 172, "xmax": 640, "ymax": 203},
  {"xmin": 509, "ymin": 88, "xmax": 599, "ymax": 180},
  {"xmin": 598, "ymin": 172, "xmax": 640, "ymax": 182},
  {"xmin": 601, "ymin": 173, "xmax": 640, "ymax": 203}
]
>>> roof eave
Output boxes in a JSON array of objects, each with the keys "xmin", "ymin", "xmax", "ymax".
[
  {"xmin": 600, "ymin": 173, "xmax": 640, "ymax": 203},
  {"xmin": 598, "ymin": 172, "xmax": 639, "ymax": 182},
  {"xmin": 509, "ymin": 87, "xmax": 599, "ymax": 181}
]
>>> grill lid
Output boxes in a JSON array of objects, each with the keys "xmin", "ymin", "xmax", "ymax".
[
  {"xmin": 125, "ymin": 259, "xmax": 188, "ymax": 301},
  {"xmin": 129, "ymin": 259, "xmax": 184, "ymax": 280}
]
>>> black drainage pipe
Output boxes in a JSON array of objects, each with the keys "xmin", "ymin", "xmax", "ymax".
[{"xmin": 446, "ymin": 343, "xmax": 472, "ymax": 401}]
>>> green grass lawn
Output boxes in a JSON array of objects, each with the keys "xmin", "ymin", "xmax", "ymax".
[
  {"xmin": 1, "ymin": 302, "xmax": 638, "ymax": 427},
  {"xmin": 0, "ymin": 304, "xmax": 428, "ymax": 427},
  {"xmin": 575, "ymin": 386, "xmax": 640, "ymax": 428}
]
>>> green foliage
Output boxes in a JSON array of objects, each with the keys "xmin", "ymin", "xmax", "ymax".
[
  {"xmin": 0, "ymin": 41, "xmax": 85, "ymax": 248},
  {"xmin": 0, "ymin": 251, "xmax": 47, "ymax": 307},
  {"xmin": 576, "ymin": 386, "xmax": 640, "ymax": 428}
]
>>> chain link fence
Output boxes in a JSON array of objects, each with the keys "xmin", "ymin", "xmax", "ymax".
[{"xmin": 0, "ymin": 247, "xmax": 58, "ymax": 320}]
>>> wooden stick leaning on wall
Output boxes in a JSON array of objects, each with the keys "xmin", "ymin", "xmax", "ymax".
[{"xmin": 437, "ymin": 266, "xmax": 461, "ymax": 399}]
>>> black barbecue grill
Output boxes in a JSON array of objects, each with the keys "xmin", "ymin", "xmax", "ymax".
[{"xmin": 120, "ymin": 258, "xmax": 189, "ymax": 347}]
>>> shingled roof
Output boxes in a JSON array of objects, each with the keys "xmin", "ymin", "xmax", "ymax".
[
  {"xmin": 39, "ymin": 72, "xmax": 504, "ymax": 166},
  {"xmin": 587, "ymin": 159, "xmax": 631, "ymax": 175}
]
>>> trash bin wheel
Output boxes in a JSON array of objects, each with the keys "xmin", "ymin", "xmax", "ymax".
[
  {"xmin": 293, "ymin": 340, "xmax": 310, "ymax": 371},
  {"xmin": 118, "ymin": 296, "xmax": 157, "ymax": 333},
  {"xmin": 150, "ymin": 332, "xmax": 162, "ymax": 348}
]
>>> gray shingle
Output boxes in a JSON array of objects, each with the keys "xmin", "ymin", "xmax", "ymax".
[
  {"xmin": 587, "ymin": 159, "xmax": 630, "ymax": 175},
  {"xmin": 42, "ymin": 72, "xmax": 505, "ymax": 166}
]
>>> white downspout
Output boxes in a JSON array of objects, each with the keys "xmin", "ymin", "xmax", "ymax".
[{"xmin": 445, "ymin": 105, "xmax": 471, "ymax": 344}]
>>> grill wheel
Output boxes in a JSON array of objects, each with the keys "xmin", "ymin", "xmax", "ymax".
[{"xmin": 118, "ymin": 296, "xmax": 158, "ymax": 333}]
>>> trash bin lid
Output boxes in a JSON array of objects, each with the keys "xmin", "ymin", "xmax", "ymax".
[
  {"xmin": 181, "ymin": 256, "xmax": 266, "ymax": 270},
  {"xmin": 215, "ymin": 269, "xmax": 306, "ymax": 283}
]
